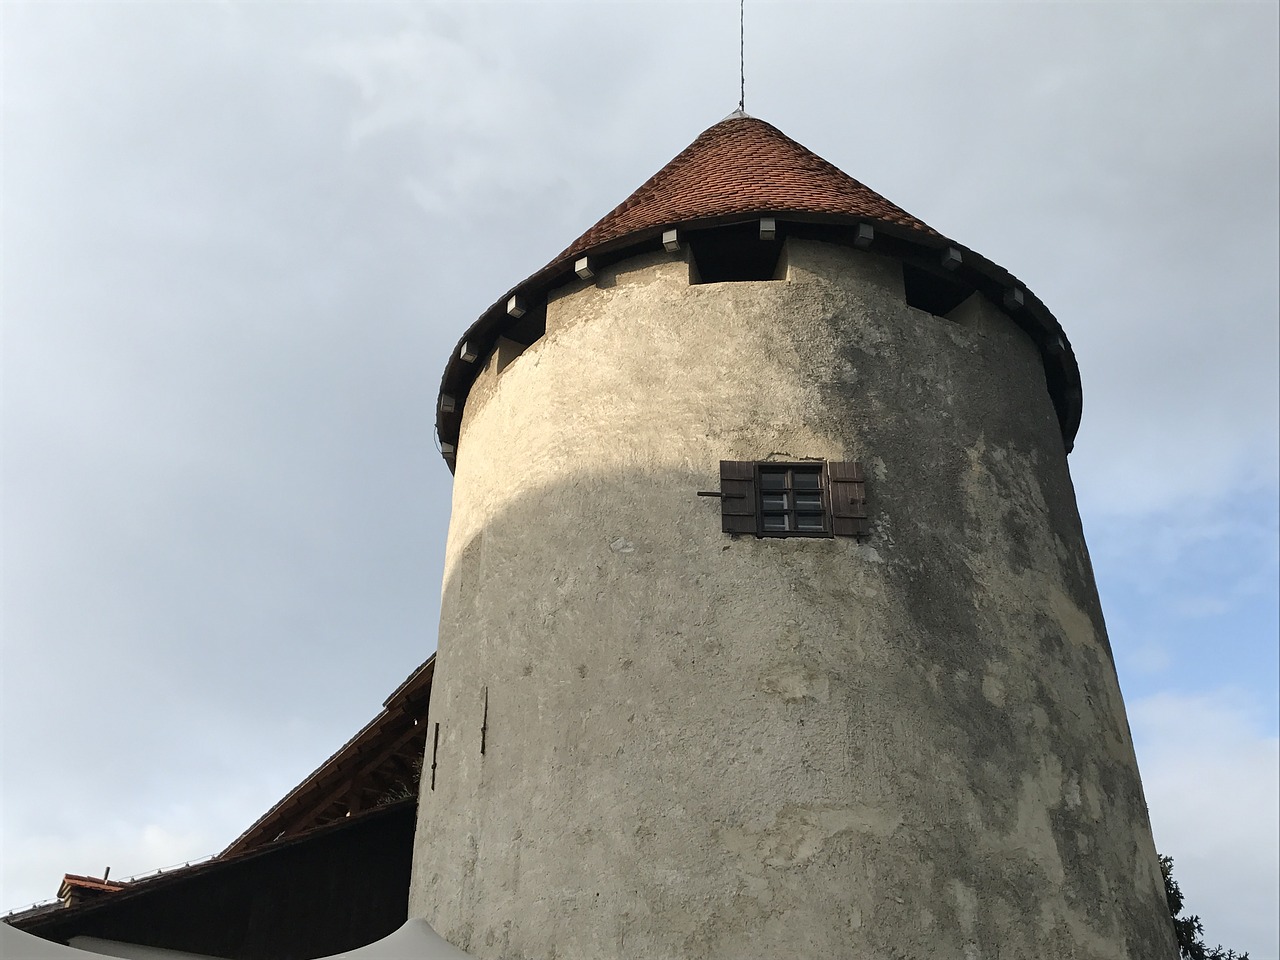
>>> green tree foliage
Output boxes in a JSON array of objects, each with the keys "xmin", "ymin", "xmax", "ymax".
[{"xmin": 1161, "ymin": 854, "xmax": 1250, "ymax": 960}]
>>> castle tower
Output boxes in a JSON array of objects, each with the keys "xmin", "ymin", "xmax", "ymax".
[{"xmin": 410, "ymin": 115, "xmax": 1176, "ymax": 958}]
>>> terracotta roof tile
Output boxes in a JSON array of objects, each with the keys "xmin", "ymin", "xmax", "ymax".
[
  {"xmin": 57, "ymin": 874, "xmax": 128, "ymax": 901},
  {"xmin": 559, "ymin": 114, "xmax": 936, "ymax": 261}
]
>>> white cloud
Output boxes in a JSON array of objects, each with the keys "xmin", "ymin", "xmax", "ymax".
[
  {"xmin": 1132, "ymin": 690, "xmax": 1280, "ymax": 957},
  {"xmin": 304, "ymin": 10, "xmax": 575, "ymax": 226},
  {"xmin": 1123, "ymin": 641, "xmax": 1174, "ymax": 678},
  {"xmin": 1087, "ymin": 494, "xmax": 1278, "ymax": 612}
]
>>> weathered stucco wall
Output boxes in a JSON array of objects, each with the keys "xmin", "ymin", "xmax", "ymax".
[{"xmin": 410, "ymin": 238, "xmax": 1175, "ymax": 959}]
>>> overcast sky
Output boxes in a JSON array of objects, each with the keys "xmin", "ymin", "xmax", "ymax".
[{"xmin": 2, "ymin": 1, "xmax": 1277, "ymax": 954}]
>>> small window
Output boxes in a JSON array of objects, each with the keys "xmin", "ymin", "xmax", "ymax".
[
  {"xmin": 903, "ymin": 263, "xmax": 971, "ymax": 318},
  {"xmin": 689, "ymin": 223, "xmax": 782, "ymax": 284},
  {"xmin": 718, "ymin": 461, "xmax": 869, "ymax": 538},
  {"xmin": 759, "ymin": 465, "xmax": 827, "ymax": 534}
]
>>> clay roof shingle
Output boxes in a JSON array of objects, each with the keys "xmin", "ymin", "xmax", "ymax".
[
  {"xmin": 558, "ymin": 112, "xmax": 937, "ymax": 261},
  {"xmin": 58, "ymin": 875, "xmax": 127, "ymax": 896}
]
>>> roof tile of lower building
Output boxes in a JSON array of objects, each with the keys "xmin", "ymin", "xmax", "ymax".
[{"xmin": 58, "ymin": 876, "xmax": 127, "ymax": 896}]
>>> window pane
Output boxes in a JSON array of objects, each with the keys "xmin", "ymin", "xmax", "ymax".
[
  {"xmin": 793, "ymin": 471, "xmax": 821, "ymax": 489},
  {"xmin": 761, "ymin": 493, "xmax": 788, "ymax": 511},
  {"xmin": 795, "ymin": 493, "xmax": 822, "ymax": 510},
  {"xmin": 762, "ymin": 514, "xmax": 789, "ymax": 531},
  {"xmin": 760, "ymin": 472, "xmax": 787, "ymax": 490},
  {"xmin": 796, "ymin": 513, "xmax": 825, "ymax": 531}
]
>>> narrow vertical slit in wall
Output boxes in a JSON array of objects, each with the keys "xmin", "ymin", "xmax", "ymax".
[
  {"xmin": 480, "ymin": 687, "xmax": 489, "ymax": 756},
  {"xmin": 430, "ymin": 722, "xmax": 440, "ymax": 791}
]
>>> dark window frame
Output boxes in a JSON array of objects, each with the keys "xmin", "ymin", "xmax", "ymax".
[
  {"xmin": 756, "ymin": 463, "xmax": 830, "ymax": 538},
  {"xmin": 718, "ymin": 460, "xmax": 869, "ymax": 539}
]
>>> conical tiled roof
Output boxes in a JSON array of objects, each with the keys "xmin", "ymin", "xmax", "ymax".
[
  {"xmin": 436, "ymin": 114, "xmax": 1082, "ymax": 465},
  {"xmin": 558, "ymin": 114, "xmax": 936, "ymax": 261}
]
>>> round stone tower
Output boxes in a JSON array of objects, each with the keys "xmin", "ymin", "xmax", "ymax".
[{"xmin": 410, "ymin": 115, "xmax": 1176, "ymax": 959}]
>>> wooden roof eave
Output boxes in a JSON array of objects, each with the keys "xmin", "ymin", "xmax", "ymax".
[
  {"xmin": 16, "ymin": 801, "xmax": 416, "ymax": 936},
  {"xmin": 219, "ymin": 656, "xmax": 434, "ymax": 859}
]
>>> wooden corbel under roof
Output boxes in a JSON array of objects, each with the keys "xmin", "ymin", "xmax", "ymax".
[{"xmin": 219, "ymin": 655, "xmax": 435, "ymax": 859}]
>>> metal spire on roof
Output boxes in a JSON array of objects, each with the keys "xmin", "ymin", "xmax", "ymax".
[
  {"xmin": 738, "ymin": 0, "xmax": 746, "ymax": 113},
  {"xmin": 723, "ymin": 0, "xmax": 750, "ymax": 121}
]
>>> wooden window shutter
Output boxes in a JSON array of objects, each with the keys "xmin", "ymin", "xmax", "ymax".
[
  {"xmin": 719, "ymin": 461, "xmax": 758, "ymax": 534},
  {"xmin": 827, "ymin": 461, "xmax": 869, "ymax": 538}
]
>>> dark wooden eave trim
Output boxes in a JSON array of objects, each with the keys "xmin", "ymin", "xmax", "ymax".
[
  {"xmin": 217, "ymin": 656, "xmax": 434, "ymax": 859},
  {"xmin": 11, "ymin": 800, "xmax": 415, "ymax": 936}
]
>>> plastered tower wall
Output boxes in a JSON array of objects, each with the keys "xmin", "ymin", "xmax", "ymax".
[{"xmin": 409, "ymin": 238, "xmax": 1176, "ymax": 959}]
